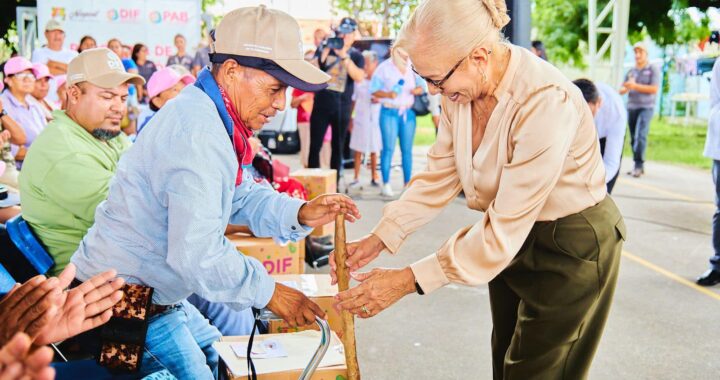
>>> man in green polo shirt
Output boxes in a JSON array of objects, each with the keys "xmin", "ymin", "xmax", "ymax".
[{"xmin": 19, "ymin": 47, "xmax": 144, "ymax": 275}]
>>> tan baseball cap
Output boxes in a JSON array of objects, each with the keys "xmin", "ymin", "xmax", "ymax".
[
  {"xmin": 45, "ymin": 19, "xmax": 64, "ymax": 32},
  {"xmin": 67, "ymin": 48, "xmax": 145, "ymax": 88},
  {"xmin": 212, "ymin": 5, "xmax": 330, "ymax": 91}
]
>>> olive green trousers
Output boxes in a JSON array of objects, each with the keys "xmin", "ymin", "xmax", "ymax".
[{"xmin": 489, "ymin": 196, "xmax": 626, "ymax": 380}]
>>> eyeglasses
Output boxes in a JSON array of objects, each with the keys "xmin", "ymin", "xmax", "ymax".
[
  {"xmin": 412, "ymin": 57, "xmax": 464, "ymax": 91},
  {"xmin": 11, "ymin": 72, "xmax": 36, "ymax": 81},
  {"xmin": 411, "ymin": 49, "xmax": 492, "ymax": 91}
]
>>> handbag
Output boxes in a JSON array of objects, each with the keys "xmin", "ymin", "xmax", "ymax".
[
  {"xmin": 413, "ymin": 92, "xmax": 431, "ymax": 116},
  {"xmin": 257, "ymin": 88, "xmax": 301, "ymax": 154}
]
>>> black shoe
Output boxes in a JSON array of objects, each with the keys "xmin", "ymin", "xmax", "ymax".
[{"xmin": 696, "ymin": 269, "xmax": 720, "ymax": 286}]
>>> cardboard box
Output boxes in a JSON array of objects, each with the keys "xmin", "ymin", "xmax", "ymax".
[
  {"xmin": 228, "ymin": 233, "xmax": 304, "ymax": 275},
  {"xmin": 290, "ymin": 169, "xmax": 337, "ymax": 238},
  {"xmin": 268, "ymin": 275, "xmax": 341, "ymax": 335},
  {"xmin": 216, "ymin": 331, "xmax": 347, "ymax": 380},
  {"xmin": 290, "ymin": 168, "xmax": 337, "ymax": 200}
]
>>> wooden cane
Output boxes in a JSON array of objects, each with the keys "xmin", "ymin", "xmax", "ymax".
[{"xmin": 334, "ymin": 214, "xmax": 361, "ymax": 380}]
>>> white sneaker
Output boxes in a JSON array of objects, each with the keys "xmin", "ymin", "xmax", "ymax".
[
  {"xmin": 381, "ymin": 183, "xmax": 394, "ymax": 197},
  {"xmin": 347, "ymin": 180, "xmax": 363, "ymax": 195}
]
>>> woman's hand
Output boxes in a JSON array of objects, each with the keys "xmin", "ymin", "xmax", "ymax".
[
  {"xmin": 334, "ymin": 267, "xmax": 416, "ymax": 318},
  {"xmin": 329, "ymin": 234, "xmax": 386, "ymax": 285}
]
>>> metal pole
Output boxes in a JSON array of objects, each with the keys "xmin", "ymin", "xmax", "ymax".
[{"xmin": 588, "ymin": 0, "xmax": 598, "ymax": 80}]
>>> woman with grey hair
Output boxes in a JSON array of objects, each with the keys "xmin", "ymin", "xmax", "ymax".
[{"xmin": 332, "ymin": 0, "xmax": 626, "ymax": 378}]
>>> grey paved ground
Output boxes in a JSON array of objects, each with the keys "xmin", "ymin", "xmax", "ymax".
[{"xmin": 282, "ymin": 148, "xmax": 720, "ymax": 379}]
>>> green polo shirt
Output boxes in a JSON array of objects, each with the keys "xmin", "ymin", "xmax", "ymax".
[{"xmin": 19, "ymin": 110, "xmax": 130, "ymax": 275}]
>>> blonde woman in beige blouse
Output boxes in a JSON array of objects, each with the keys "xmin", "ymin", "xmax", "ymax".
[{"xmin": 331, "ymin": 1, "xmax": 627, "ymax": 378}]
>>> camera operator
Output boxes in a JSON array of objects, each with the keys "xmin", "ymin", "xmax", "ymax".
[{"xmin": 308, "ymin": 18, "xmax": 365, "ymax": 178}]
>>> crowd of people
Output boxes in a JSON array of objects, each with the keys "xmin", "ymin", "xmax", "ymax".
[{"xmin": 0, "ymin": 8, "xmax": 363, "ymax": 378}]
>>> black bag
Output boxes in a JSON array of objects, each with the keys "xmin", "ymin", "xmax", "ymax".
[
  {"xmin": 257, "ymin": 130, "xmax": 300, "ymax": 155},
  {"xmin": 256, "ymin": 89, "xmax": 301, "ymax": 154},
  {"xmin": 413, "ymin": 93, "xmax": 431, "ymax": 116}
]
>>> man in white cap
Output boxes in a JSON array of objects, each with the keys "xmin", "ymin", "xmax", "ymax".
[
  {"xmin": 20, "ymin": 47, "xmax": 143, "ymax": 276},
  {"xmin": 620, "ymin": 41, "xmax": 660, "ymax": 178},
  {"xmin": 70, "ymin": 6, "xmax": 360, "ymax": 378},
  {"xmin": 31, "ymin": 19, "xmax": 78, "ymax": 104}
]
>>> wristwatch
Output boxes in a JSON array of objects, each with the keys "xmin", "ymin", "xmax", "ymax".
[
  {"xmin": 0, "ymin": 109, "xmax": 7, "ymax": 118},
  {"xmin": 415, "ymin": 281, "xmax": 425, "ymax": 295}
]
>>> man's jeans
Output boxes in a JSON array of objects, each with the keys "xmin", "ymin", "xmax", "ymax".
[
  {"xmin": 140, "ymin": 300, "xmax": 222, "ymax": 380},
  {"xmin": 711, "ymin": 161, "xmax": 720, "ymax": 271},
  {"xmin": 628, "ymin": 108, "xmax": 654, "ymax": 170}
]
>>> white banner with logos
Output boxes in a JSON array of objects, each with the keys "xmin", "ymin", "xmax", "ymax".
[{"xmin": 36, "ymin": 0, "xmax": 202, "ymax": 65}]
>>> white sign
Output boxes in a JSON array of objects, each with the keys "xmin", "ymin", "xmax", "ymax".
[{"xmin": 36, "ymin": 0, "xmax": 202, "ymax": 65}]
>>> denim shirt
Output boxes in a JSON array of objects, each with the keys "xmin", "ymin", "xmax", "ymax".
[{"xmin": 72, "ymin": 69, "xmax": 312, "ymax": 308}]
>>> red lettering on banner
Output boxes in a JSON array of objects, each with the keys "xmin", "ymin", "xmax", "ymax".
[
  {"xmin": 162, "ymin": 11, "xmax": 189, "ymax": 23},
  {"xmin": 155, "ymin": 46, "xmax": 173, "ymax": 57},
  {"xmin": 119, "ymin": 9, "xmax": 139, "ymax": 20}
]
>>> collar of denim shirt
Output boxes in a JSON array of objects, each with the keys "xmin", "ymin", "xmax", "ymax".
[{"xmin": 194, "ymin": 68, "xmax": 234, "ymax": 139}]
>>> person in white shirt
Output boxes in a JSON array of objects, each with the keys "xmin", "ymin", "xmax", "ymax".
[
  {"xmin": 698, "ymin": 58, "xmax": 720, "ymax": 286},
  {"xmin": 30, "ymin": 19, "xmax": 78, "ymax": 104},
  {"xmin": 573, "ymin": 79, "xmax": 627, "ymax": 194}
]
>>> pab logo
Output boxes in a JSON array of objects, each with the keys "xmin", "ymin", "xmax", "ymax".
[{"xmin": 149, "ymin": 10, "xmax": 189, "ymax": 24}]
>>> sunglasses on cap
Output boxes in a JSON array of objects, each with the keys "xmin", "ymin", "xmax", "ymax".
[{"xmin": 11, "ymin": 72, "xmax": 36, "ymax": 81}]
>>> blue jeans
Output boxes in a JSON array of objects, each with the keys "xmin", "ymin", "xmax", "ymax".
[
  {"xmin": 711, "ymin": 160, "xmax": 720, "ymax": 271},
  {"xmin": 380, "ymin": 107, "xmax": 416, "ymax": 184},
  {"xmin": 628, "ymin": 108, "xmax": 653, "ymax": 169},
  {"xmin": 187, "ymin": 294, "xmax": 256, "ymax": 336},
  {"xmin": 140, "ymin": 300, "xmax": 222, "ymax": 380}
]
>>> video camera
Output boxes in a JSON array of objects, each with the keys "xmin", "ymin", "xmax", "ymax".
[{"xmin": 321, "ymin": 17, "xmax": 358, "ymax": 50}]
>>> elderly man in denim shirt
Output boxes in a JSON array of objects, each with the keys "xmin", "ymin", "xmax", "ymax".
[{"xmin": 71, "ymin": 6, "xmax": 360, "ymax": 379}]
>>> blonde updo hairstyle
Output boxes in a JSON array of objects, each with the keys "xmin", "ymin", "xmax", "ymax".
[{"xmin": 395, "ymin": 0, "xmax": 510, "ymax": 69}]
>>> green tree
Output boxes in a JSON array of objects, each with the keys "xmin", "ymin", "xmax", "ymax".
[
  {"xmin": 332, "ymin": 0, "xmax": 419, "ymax": 37},
  {"xmin": 533, "ymin": 0, "xmax": 713, "ymax": 66}
]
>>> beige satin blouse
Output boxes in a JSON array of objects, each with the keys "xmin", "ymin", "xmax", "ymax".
[{"xmin": 372, "ymin": 45, "xmax": 607, "ymax": 294}]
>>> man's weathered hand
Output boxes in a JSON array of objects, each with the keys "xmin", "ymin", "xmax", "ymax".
[
  {"xmin": 35, "ymin": 264, "xmax": 124, "ymax": 345},
  {"xmin": 0, "ymin": 333, "xmax": 55, "ymax": 380},
  {"xmin": 266, "ymin": 283, "xmax": 326, "ymax": 327},
  {"xmin": 298, "ymin": 193, "xmax": 361, "ymax": 227},
  {"xmin": 0, "ymin": 276, "xmax": 62, "ymax": 347}
]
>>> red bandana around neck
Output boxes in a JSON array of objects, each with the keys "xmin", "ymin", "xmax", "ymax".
[{"xmin": 219, "ymin": 86, "xmax": 254, "ymax": 186}]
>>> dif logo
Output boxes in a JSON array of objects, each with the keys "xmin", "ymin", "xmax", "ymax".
[
  {"xmin": 107, "ymin": 8, "xmax": 140, "ymax": 22},
  {"xmin": 149, "ymin": 10, "xmax": 189, "ymax": 24}
]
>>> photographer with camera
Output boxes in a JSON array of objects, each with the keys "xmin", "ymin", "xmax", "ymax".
[{"xmin": 308, "ymin": 18, "xmax": 365, "ymax": 178}]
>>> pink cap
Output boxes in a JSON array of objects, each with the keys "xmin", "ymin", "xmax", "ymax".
[
  {"xmin": 55, "ymin": 75, "xmax": 67, "ymax": 88},
  {"xmin": 147, "ymin": 67, "xmax": 195, "ymax": 99},
  {"xmin": 3, "ymin": 56, "xmax": 34, "ymax": 76},
  {"xmin": 32, "ymin": 63, "xmax": 52, "ymax": 79}
]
